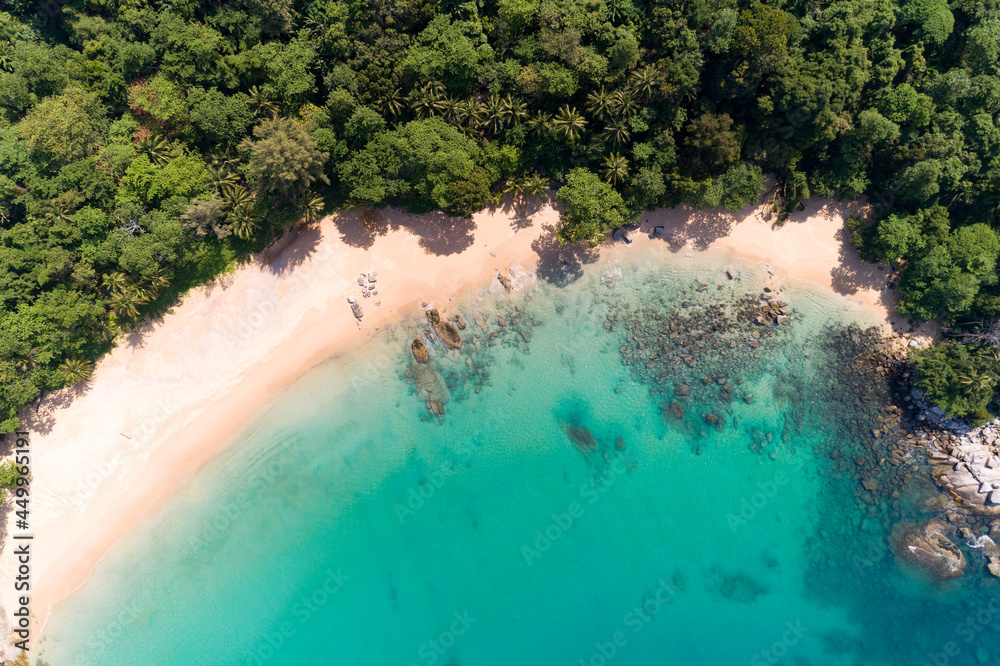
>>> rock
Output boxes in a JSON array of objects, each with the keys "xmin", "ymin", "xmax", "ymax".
[
  {"xmin": 347, "ymin": 297, "xmax": 363, "ymax": 319},
  {"xmin": 454, "ymin": 315, "xmax": 467, "ymax": 330},
  {"xmin": 357, "ymin": 276, "xmax": 366, "ymax": 286},
  {"xmin": 743, "ymin": 393, "xmax": 754, "ymax": 404},
  {"xmin": 368, "ymin": 275, "xmax": 377, "ymax": 283},
  {"xmin": 426, "ymin": 309, "xmax": 462, "ymax": 349},
  {"xmin": 726, "ymin": 267, "xmax": 739, "ymax": 280},
  {"xmin": 930, "ymin": 441, "xmax": 1000, "ymax": 515},
  {"xmin": 497, "ymin": 273, "xmax": 512, "ymax": 291},
  {"xmin": 674, "ymin": 383, "xmax": 691, "ymax": 397},
  {"xmin": 862, "ymin": 478, "xmax": 879, "ymax": 492},
  {"xmin": 667, "ymin": 402, "xmax": 684, "ymax": 419},
  {"xmin": 890, "ymin": 519, "xmax": 967, "ymax": 580},
  {"xmin": 565, "ymin": 425, "xmax": 598, "ymax": 452},
  {"xmin": 411, "ymin": 338, "xmax": 430, "ymax": 363},
  {"xmin": 612, "ymin": 226, "xmax": 632, "ymax": 244},
  {"xmin": 427, "ymin": 400, "xmax": 445, "ymax": 416}
]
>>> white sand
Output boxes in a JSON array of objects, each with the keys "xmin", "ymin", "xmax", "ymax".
[{"xmin": 0, "ymin": 196, "xmax": 926, "ymax": 646}]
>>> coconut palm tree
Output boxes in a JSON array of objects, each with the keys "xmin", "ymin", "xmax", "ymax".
[
  {"xmin": 630, "ymin": 65, "xmax": 660, "ymax": 101},
  {"xmin": 551, "ymin": 105, "xmax": 587, "ymax": 141},
  {"xmin": 526, "ymin": 111, "xmax": 552, "ymax": 138},
  {"xmin": 102, "ymin": 271, "xmax": 129, "ymax": 295},
  {"xmin": 957, "ymin": 369, "xmax": 998, "ymax": 395},
  {"xmin": 601, "ymin": 152, "xmax": 630, "ymax": 186},
  {"xmin": 58, "ymin": 357, "xmax": 95, "ymax": 385},
  {"xmin": 435, "ymin": 96, "xmax": 464, "ymax": 125},
  {"xmin": 410, "ymin": 81, "xmax": 445, "ymax": 119},
  {"xmin": 248, "ymin": 86, "xmax": 279, "ymax": 118},
  {"xmin": 0, "ymin": 41, "xmax": 12, "ymax": 72},
  {"xmin": 505, "ymin": 95, "xmax": 529, "ymax": 123},
  {"xmin": 457, "ymin": 98, "xmax": 483, "ymax": 129},
  {"xmin": 303, "ymin": 195, "xmax": 325, "ymax": 223},
  {"xmin": 229, "ymin": 204, "xmax": 258, "ymax": 240},
  {"xmin": 110, "ymin": 288, "xmax": 148, "ymax": 320},
  {"xmin": 523, "ymin": 173, "xmax": 550, "ymax": 198},
  {"xmin": 222, "ymin": 184, "xmax": 254, "ymax": 212},
  {"xmin": 481, "ymin": 95, "xmax": 512, "ymax": 134},
  {"xmin": 14, "ymin": 349, "xmax": 40, "ymax": 375},
  {"xmin": 601, "ymin": 121, "xmax": 631, "ymax": 146},
  {"xmin": 380, "ymin": 88, "xmax": 405, "ymax": 117},
  {"xmin": 145, "ymin": 267, "xmax": 171, "ymax": 293},
  {"xmin": 140, "ymin": 136, "xmax": 171, "ymax": 166},
  {"xmin": 586, "ymin": 87, "xmax": 614, "ymax": 120},
  {"xmin": 610, "ymin": 90, "xmax": 638, "ymax": 119},
  {"xmin": 206, "ymin": 163, "xmax": 240, "ymax": 193}
]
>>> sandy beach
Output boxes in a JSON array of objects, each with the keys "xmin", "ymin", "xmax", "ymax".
[{"xmin": 0, "ymin": 195, "xmax": 924, "ymax": 650}]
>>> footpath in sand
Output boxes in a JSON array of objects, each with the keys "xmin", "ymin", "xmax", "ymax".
[{"xmin": 0, "ymin": 196, "xmax": 922, "ymax": 649}]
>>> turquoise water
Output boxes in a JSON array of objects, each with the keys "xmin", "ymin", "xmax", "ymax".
[{"xmin": 37, "ymin": 251, "xmax": 1000, "ymax": 666}]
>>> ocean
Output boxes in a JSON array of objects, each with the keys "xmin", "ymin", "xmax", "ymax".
[{"xmin": 35, "ymin": 247, "xmax": 1000, "ymax": 666}]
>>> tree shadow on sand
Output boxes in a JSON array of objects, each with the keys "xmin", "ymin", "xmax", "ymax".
[
  {"xmin": 637, "ymin": 207, "xmax": 739, "ymax": 251},
  {"xmin": 531, "ymin": 223, "xmax": 600, "ymax": 286},
  {"xmin": 263, "ymin": 223, "xmax": 322, "ymax": 275},
  {"xmin": 18, "ymin": 382, "xmax": 93, "ymax": 436},
  {"xmin": 330, "ymin": 207, "xmax": 477, "ymax": 256}
]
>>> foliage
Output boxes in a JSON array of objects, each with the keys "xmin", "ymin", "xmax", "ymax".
[
  {"xmin": 912, "ymin": 343, "xmax": 997, "ymax": 422},
  {"xmin": 556, "ymin": 168, "xmax": 629, "ymax": 246}
]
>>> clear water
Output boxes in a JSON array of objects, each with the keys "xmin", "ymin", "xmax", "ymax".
[{"xmin": 36, "ymin": 250, "xmax": 1000, "ymax": 666}]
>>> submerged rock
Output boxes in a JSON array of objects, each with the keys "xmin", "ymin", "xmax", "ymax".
[
  {"xmin": 565, "ymin": 425, "xmax": 598, "ymax": 452},
  {"xmin": 891, "ymin": 519, "xmax": 967, "ymax": 580}
]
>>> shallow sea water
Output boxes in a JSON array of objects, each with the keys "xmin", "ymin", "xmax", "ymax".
[{"xmin": 37, "ymin": 249, "xmax": 1000, "ymax": 666}]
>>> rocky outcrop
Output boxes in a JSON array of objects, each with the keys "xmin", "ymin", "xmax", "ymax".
[
  {"xmin": 928, "ymin": 439, "xmax": 1000, "ymax": 515},
  {"xmin": 413, "ymin": 359, "xmax": 450, "ymax": 416},
  {"xmin": 426, "ymin": 309, "xmax": 462, "ymax": 349},
  {"xmin": 891, "ymin": 519, "xmax": 967, "ymax": 580},
  {"xmin": 411, "ymin": 338, "xmax": 430, "ymax": 363}
]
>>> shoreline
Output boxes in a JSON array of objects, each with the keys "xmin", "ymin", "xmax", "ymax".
[{"xmin": 3, "ymin": 196, "xmax": 926, "ymax": 648}]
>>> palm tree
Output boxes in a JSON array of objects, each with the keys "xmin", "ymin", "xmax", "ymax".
[
  {"xmin": 551, "ymin": 105, "xmax": 587, "ymax": 141},
  {"xmin": 630, "ymin": 65, "xmax": 660, "ymax": 101},
  {"xmin": 586, "ymin": 87, "xmax": 614, "ymax": 121},
  {"xmin": 303, "ymin": 195, "xmax": 325, "ymax": 223},
  {"xmin": 58, "ymin": 357, "xmax": 95, "ymax": 385},
  {"xmin": 206, "ymin": 163, "xmax": 239, "ymax": 193},
  {"xmin": 523, "ymin": 174, "xmax": 550, "ymax": 198},
  {"xmin": 526, "ymin": 111, "xmax": 552, "ymax": 138},
  {"xmin": 610, "ymin": 90, "xmax": 639, "ymax": 119},
  {"xmin": 14, "ymin": 349, "xmax": 40, "ymax": 375},
  {"xmin": 102, "ymin": 271, "xmax": 129, "ymax": 295},
  {"xmin": 248, "ymin": 86, "xmax": 279, "ymax": 118},
  {"xmin": 435, "ymin": 96, "xmax": 464, "ymax": 125},
  {"xmin": 379, "ymin": 88, "xmax": 405, "ymax": 117},
  {"xmin": 601, "ymin": 121, "xmax": 631, "ymax": 146},
  {"xmin": 481, "ymin": 95, "xmax": 512, "ymax": 134},
  {"xmin": 110, "ymin": 288, "xmax": 148, "ymax": 320},
  {"xmin": 222, "ymin": 184, "xmax": 253, "ymax": 212},
  {"xmin": 0, "ymin": 41, "xmax": 13, "ymax": 73},
  {"xmin": 957, "ymin": 369, "xmax": 998, "ymax": 396},
  {"xmin": 145, "ymin": 267, "xmax": 171, "ymax": 293},
  {"xmin": 410, "ymin": 81, "xmax": 445, "ymax": 119},
  {"xmin": 601, "ymin": 153, "xmax": 630, "ymax": 186},
  {"xmin": 505, "ymin": 95, "xmax": 529, "ymax": 123},
  {"xmin": 140, "ymin": 136, "xmax": 170, "ymax": 166},
  {"xmin": 457, "ymin": 98, "xmax": 483, "ymax": 129},
  {"xmin": 229, "ymin": 205, "xmax": 258, "ymax": 240}
]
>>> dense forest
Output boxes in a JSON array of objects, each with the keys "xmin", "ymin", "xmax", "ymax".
[{"xmin": 1, "ymin": 0, "xmax": 1000, "ymax": 429}]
